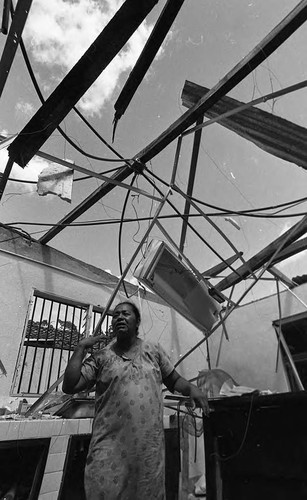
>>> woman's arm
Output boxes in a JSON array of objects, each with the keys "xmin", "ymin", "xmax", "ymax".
[
  {"xmin": 62, "ymin": 335, "xmax": 104, "ymax": 394},
  {"xmin": 164, "ymin": 369, "xmax": 210, "ymax": 416}
]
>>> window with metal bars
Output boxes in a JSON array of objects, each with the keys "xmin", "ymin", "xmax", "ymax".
[{"xmin": 12, "ymin": 290, "xmax": 113, "ymax": 396}]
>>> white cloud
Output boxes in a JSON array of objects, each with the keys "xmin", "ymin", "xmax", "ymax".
[
  {"xmin": 15, "ymin": 101, "xmax": 35, "ymax": 118},
  {"xmin": 23, "ymin": 0, "xmax": 163, "ymax": 115},
  {"xmin": 278, "ymin": 221, "xmax": 293, "ymax": 236},
  {"xmin": 0, "ymin": 149, "xmax": 50, "ymax": 194}
]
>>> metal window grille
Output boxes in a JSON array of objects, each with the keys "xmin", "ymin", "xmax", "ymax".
[{"xmin": 12, "ymin": 291, "xmax": 113, "ymax": 396}]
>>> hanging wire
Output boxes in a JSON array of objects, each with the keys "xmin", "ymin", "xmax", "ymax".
[
  {"xmin": 118, "ymin": 172, "xmax": 140, "ymax": 299},
  {"xmin": 275, "ymin": 278, "xmax": 283, "ymax": 372}
]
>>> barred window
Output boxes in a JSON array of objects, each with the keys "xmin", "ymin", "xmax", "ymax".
[{"xmin": 12, "ymin": 290, "xmax": 113, "ymax": 396}]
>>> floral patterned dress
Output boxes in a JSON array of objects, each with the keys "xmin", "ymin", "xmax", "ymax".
[{"xmin": 81, "ymin": 339, "xmax": 174, "ymax": 500}]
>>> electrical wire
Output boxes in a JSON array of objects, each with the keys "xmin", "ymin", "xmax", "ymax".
[
  {"xmin": 143, "ymin": 165, "xmax": 307, "ymax": 216},
  {"xmin": 118, "ymin": 172, "xmax": 139, "ymax": 299},
  {"xmin": 6, "ymin": 203, "xmax": 307, "ymax": 234},
  {"xmin": 212, "ymin": 392, "xmax": 256, "ymax": 462}
]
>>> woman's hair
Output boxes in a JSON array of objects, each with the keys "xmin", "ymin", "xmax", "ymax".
[{"xmin": 114, "ymin": 301, "xmax": 141, "ymax": 325}]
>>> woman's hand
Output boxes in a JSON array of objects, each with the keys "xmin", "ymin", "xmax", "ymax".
[
  {"xmin": 171, "ymin": 372, "xmax": 210, "ymax": 417},
  {"xmin": 188, "ymin": 385, "xmax": 210, "ymax": 416},
  {"xmin": 77, "ymin": 334, "xmax": 106, "ymax": 351}
]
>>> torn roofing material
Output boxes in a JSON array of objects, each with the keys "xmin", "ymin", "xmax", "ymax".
[{"xmin": 182, "ymin": 80, "xmax": 307, "ymax": 170}]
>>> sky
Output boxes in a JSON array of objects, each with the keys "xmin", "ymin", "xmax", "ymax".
[{"xmin": 1, "ymin": 0, "xmax": 307, "ymax": 306}]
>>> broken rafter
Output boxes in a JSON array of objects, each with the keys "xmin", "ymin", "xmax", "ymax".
[
  {"xmin": 0, "ymin": 0, "xmax": 11, "ymax": 35},
  {"xmin": 215, "ymin": 215, "xmax": 307, "ymax": 292},
  {"xmin": 113, "ymin": 0, "xmax": 186, "ymax": 138},
  {"xmin": 271, "ymin": 236, "xmax": 307, "ymax": 264},
  {"xmin": 0, "ymin": 0, "xmax": 32, "ymax": 98},
  {"xmin": 7, "ymin": 0, "xmax": 159, "ymax": 168},
  {"xmin": 181, "ymin": 80, "xmax": 307, "ymax": 170}
]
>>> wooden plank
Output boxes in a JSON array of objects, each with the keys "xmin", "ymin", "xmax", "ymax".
[
  {"xmin": 215, "ymin": 215, "xmax": 307, "ymax": 292},
  {"xmin": 7, "ymin": 0, "xmax": 159, "ymax": 168},
  {"xmin": 271, "ymin": 236, "xmax": 307, "ymax": 264},
  {"xmin": 268, "ymin": 267, "xmax": 296, "ymax": 288},
  {"xmin": 202, "ymin": 252, "xmax": 243, "ymax": 278},
  {"xmin": 0, "ymin": 0, "xmax": 32, "ymax": 98},
  {"xmin": 179, "ymin": 116, "xmax": 203, "ymax": 252},
  {"xmin": 181, "ymin": 80, "xmax": 307, "ymax": 170},
  {"xmin": 0, "ymin": 0, "xmax": 11, "ymax": 34},
  {"xmin": 113, "ymin": 0, "xmax": 186, "ymax": 133}
]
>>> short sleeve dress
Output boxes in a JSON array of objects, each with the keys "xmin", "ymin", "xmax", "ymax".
[{"xmin": 81, "ymin": 339, "xmax": 174, "ymax": 500}]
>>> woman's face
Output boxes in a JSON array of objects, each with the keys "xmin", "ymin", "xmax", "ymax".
[{"xmin": 112, "ymin": 303, "xmax": 139, "ymax": 341}]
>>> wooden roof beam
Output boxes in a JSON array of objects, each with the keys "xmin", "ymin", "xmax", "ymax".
[
  {"xmin": 113, "ymin": 0, "xmax": 186, "ymax": 136},
  {"xmin": 268, "ymin": 267, "xmax": 296, "ymax": 288},
  {"xmin": 215, "ymin": 215, "xmax": 307, "ymax": 292},
  {"xmin": 7, "ymin": 0, "xmax": 159, "ymax": 168},
  {"xmin": 202, "ymin": 252, "xmax": 244, "ymax": 278},
  {"xmin": 270, "ymin": 235, "xmax": 307, "ymax": 264},
  {"xmin": 0, "ymin": 0, "xmax": 32, "ymax": 98}
]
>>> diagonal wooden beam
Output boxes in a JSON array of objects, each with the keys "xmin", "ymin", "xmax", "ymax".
[
  {"xmin": 268, "ymin": 266, "xmax": 295, "ymax": 288},
  {"xmin": 0, "ymin": 0, "xmax": 32, "ymax": 98},
  {"xmin": 202, "ymin": 252, "xmax": 243, "ymax": 278},
  {"xmin": 181, "ymin": 80, "xmax": 307, "ymax": 170},
  {"xmin": 36, "ymin": 0, "xmax": 307, "ymax": 244},
  {"xmin": 269, "ymin": 235, "xmax": 307, "ymax": 265},
  {"xmin": 215, "ymin": 215, "xmax": 307, "ymax": 292},
  {"xmin": 7, "ymin": 0, "xmax": 159, "ymax": 168},
  {"xmin": 0, "ymin": 0, "xmax": 11, "ymax": 34},
  {"xmin": 113, "ymin": 0, "xmax": 186, "ymax": 135},
  {"xmin": 179, "ymin": 116, "xmax": 204, "ymax": 252}
]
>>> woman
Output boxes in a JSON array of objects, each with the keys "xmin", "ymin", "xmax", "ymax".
[{"xmin": 63, "ymin": 301, "xmax": 208, "ymax": 500}]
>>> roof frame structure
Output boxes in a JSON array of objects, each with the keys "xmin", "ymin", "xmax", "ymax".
[{"xmin": 33, "ymin": 0, "xmax": 307, "ymax": 245}]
